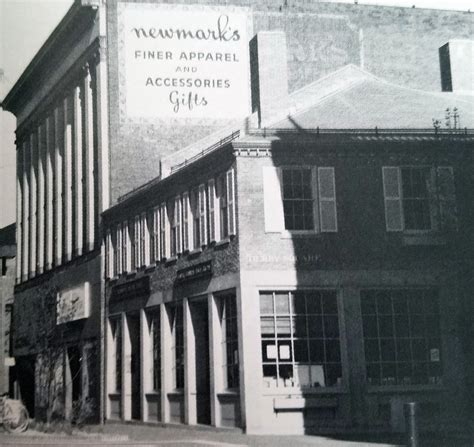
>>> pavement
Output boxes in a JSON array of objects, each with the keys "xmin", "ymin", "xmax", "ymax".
[{"xmin": 0, "ymin": 421, "xmax": 471, "ymax": 447}]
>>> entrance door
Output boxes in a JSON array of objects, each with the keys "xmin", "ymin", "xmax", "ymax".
[
  {"xmin": 190, "ymin": 300, "xmax": 210, "ymax": 425},
  {"xmin": 127, "ymin": 315, "xmax": 141, "ymax": 420}
]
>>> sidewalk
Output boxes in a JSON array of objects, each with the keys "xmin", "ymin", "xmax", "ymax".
[{"xmin": 4, "ymin": 420, "xmax": 470, "ymax": 447}]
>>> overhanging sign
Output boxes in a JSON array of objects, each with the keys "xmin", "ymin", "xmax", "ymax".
[
  {"xmin": 176, "ymin": 261, "xmax": 212, "ymax": 283},
  {"xmin": 119, "ymin": 3, "xmax": 251, "ymax": 120}
]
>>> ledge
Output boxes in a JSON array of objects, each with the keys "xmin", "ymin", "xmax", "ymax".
[
  {"xmin": 402, "ymin": 233, "xmax": 447, "ymax": 246},
  {"xmin": 367, "ymin": 385, "xmax": 445, "ymax": 394},
  {"xmin": 273, "ymin": 396, "xmax": 338, "ymax": 411}
]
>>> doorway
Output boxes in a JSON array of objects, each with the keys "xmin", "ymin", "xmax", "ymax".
[
  {"xmin": 127, "ymin": 314, "xmax": 141, "ymax": 420},
  {"xmin": 189, "ymin": 299, "xmax": 210, "ymax": 425}
]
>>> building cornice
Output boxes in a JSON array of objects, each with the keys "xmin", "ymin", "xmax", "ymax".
[{"xmin": 2, "ymin": 1, "xmax": 97, "ymax": 115}]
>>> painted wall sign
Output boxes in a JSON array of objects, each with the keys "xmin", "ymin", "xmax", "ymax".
[
  {"xmin": 119, "ymin": 4, "xmax": 251, "ymax": 120},
  {"xmin": 57, "ymin": 282, "xmax": 90, "ymax": 325},
  {"xmin": 176, "ymin": 261, "xmax": 212, "ymax": 283}
]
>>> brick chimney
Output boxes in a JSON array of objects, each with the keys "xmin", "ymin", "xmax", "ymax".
[
  {"xmin": 439, "ymin": 40, "xmax": 474, "ymax": 92},
  {"xmin": 250, "ymin": 31, "xmax": 289, "ymax": 127}
]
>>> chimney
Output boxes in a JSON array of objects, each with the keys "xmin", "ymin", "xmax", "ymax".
[
  {"xmin": 439, "ymin": 40, "xmax": 474, "ymax": 92},
  {"xmin": 250, "ymin": 31, "xmax": 289, "ymax": 127}
]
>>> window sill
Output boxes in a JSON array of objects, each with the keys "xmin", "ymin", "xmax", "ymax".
[
  {"xmin": 273, "ymin": 396, "xmax": 338, "ymax": 411},
  {"xmin": 262, "ymin": 386, "xmax": 347, "ymax": 396},
  {"xmin": 165, "ymin": 256, "xmax": 178, "ymax": 266},
  {"xmin": 188, "ymin": 248, "xmax": 202, "ymax": 258},
  {"xmin": 214, "ymin": 239, "xmax": 230, "ymax": 248},
  {"xmin": 367, "ymin": 384, "xmax": 445, "ymax": 393},
  {"xmin": 167, "ymin": 390, "xmax": 184, "ymax": 396},
  {"xmin": 402, "ymin": 233, "xmax": 447, "ymax": 246},
  {"xmin": 279, "ymin": 231, "xmax": 320, "ymax": 239},
  {"xmin": 217, "ymin": 390, "xmax": 240, "ymax": 397}
]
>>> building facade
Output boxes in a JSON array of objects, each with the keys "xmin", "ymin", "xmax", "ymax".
[
  {"xmin": 1, "ymin": 0, "xmax": 473, "ymax": 429},
  {"xmin": 0, "ymin": 224, "xmax": 16, "ymax": 400}
]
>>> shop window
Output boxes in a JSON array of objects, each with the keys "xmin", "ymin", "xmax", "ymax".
[
  {"xmin": 259, "ymin": 290, "xmax": 342, "ymax": 389},
  {"xmin": 150, "ymin": 312, "xmax": 161, "ymax": 391},
  {"xmin": 110, "ymin": 318, "xmax": 122, "ymax": 393},
  {"xmin": 263, "ymin": 166, "xmax": 337, "ymax": 233},
  {"xmin": 361, "ymin": 289, "xmax": 442, "ymax": 386},
  {"xmin": 383, "ymin": 166, "xmax": 457, "ymax": 232},
  {"xmin": 171, "ymin": 304, "xmax": 184, "ymax": 389},
  {"xmin": 219, "ymin": 295, "xmax": 239, "ymax": 389}
]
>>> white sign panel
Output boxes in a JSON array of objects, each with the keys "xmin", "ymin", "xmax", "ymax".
[
  {"xmin": 57, "ymin": 282, "xmax": 91, "ymax": 325},
  {"xmin": 121, "ymin": 4, "xmax": 251, "ymax": 119}
]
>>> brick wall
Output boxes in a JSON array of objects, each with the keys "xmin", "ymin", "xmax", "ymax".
[{"xmin": 106, "ymin": 0, "xmax": 473, "ymax": 202}]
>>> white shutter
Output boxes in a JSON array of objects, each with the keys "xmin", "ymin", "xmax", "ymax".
[
  {"xmin": 175, "ymin": 195, "xmax": 182, "ymax": 254},
  {"xmin": 208, "ymin": 180, "xmax": 216, "ymax": 242},
  {"xmin": 182, "ymin": 192, "xmax": 190, "ymax": 251},
  {"xmin": 263, "ymin": 166, "xmax": 284, "ymax": 232},
  {"xmin": 382, "ymin": 167, "xmax": 403, "ymax": 232},
  {"xmin": 226, "ymin": 169, "xmax": 236, "ymax": 236},
  {"xmin": 198, "ymin": 184, "xmax": 208, "ymax": 246},
  {"xmin": 437, "ymin": 166, "xmax": 458, "ymax": 231},
  {"xmin": 318, "ymin": 167, "xmax": 338, "ymax": 232}
]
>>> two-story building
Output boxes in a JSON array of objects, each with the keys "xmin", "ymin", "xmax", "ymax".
[
  {"xmin": 2, "ymin": 0, "xmax": 473, "ymax": 428},
  {"xmin": 101, "ymin": 62, "xmax": 474, "ymax": 434}
]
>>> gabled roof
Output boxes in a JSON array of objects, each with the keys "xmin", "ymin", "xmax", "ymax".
[{"xmin": 267, "ymin": 64, "xmax": 474, "ymax": 130}]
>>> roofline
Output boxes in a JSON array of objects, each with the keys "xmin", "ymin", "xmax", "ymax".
[{"xmin": 2, "ymin": 0, "xmax": 91, "ymax": 111}]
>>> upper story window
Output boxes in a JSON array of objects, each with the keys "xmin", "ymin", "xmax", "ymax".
[
  {"xmin": 105, "ymin": 168, "xmax": 237, "ymax": 276},
  {"xmin": 383, "ymin": 166, "xmax": 457, "ymax": 233},
  {"xmin": 282, "ymin": 168, "xmax": 314, "ymax": 231},
  {"xmin": 263, "ymin": 166, "xmax": 337, "ymax": 234}
]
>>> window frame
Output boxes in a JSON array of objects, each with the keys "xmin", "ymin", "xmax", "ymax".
[{"xmin": 360, "ymin": 288, "xmax": 443, "ymax": 387}]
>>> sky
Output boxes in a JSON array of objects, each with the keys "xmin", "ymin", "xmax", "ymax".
[{"xmin": 0, "ymin": 0, "xmax": 472, "ymax": 228}]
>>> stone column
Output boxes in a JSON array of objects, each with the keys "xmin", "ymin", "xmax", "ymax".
[
  {"xmin": 29, "ymin": 132, "xmax": 37, "ymax": 278},
  {"xmin": 140, "ymin": 309, "xmax": 151, "ymax": 422},
  {"xmin": 54, "ymin": 106, "xmax": 63, "ymax": 267},
  {"xmin": 83, "ymin": 64, "xmax": 95, "ymax": 252},
  {"xmin": 45, "ymin": 115, "xmax": 54, "ymax": 270},
  {"xmin": 161, "ymin": 303, "xmax": 172, "ymax": 423},
  {"xmin": 208, "ymin": 293, "xmax": 222, "ymax": 427},
  {"xmin": 21, "ymin": 141, "xmax": 29, "ymax": 281},
  {"xmin": 37, "ymin": 123, "xmax": 45, "ymax": 274},
  {"xmin": 237, "ymin": 280, "xmax": 263, "ymax": 433},
  {"xmin": 16, "ymin": 147, "xmax": 23, "ymax": 282},
  {"xmin": 122, "ymin": 313, "xmax": 131, "ymax": 421},
  {"xmin": 184, "ymin": 298, "xmax": 196, "ymax": 425},
  {"xmin": 74, "ymin": 85, "xmax": 83, "ymax": 257},
  {"xmin": 64, "ymin": 96, "xmax": 73, "ymax": 261}
]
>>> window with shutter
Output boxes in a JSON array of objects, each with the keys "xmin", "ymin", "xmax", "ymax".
[
  {"xmin": 382, "ymin": 166, "xmax": 457, "ymax": 233},
  {"xmin": 160, "ymin": 203, "xmax": 168, "ymax": 259},
  {"xmin": 263, "ymin": 166, "xmax": 336, "ymax": 234}
]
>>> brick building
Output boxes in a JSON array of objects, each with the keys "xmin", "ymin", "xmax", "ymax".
[
  {"xmin": 0, "ymin": 224, "xmax": 16, "ymax": 399},
  {"xmin": 1, "ymin": 0, "xmax": 473, "ymax": 429},
  {"xmin": 102, "ymin": 60, "xmax": 474, "ymax": 433}
]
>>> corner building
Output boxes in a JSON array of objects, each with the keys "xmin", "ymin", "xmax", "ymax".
[
  {"xmin": 102, "ymin": 61, "xmax": 474, "ymax": 433},
  {"xmin": 2, "ymin": 0, "xmax": 473, "ymax": 431}
]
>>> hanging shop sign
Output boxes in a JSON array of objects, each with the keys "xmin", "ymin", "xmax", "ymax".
[
  {"xmin": 119, "ymin": 3, "xmax": 251, "ymax": 120},
  {"xmin": 176, "ymin": 261, "xmax": 212, "ymax": 283},
  {"xmin": 57, "ymin": 282, "xmax": 91, "ymax": 325}
]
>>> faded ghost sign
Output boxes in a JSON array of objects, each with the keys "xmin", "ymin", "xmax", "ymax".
[{"xmin": 120, "ymin": 4, "xmax": 251, "ymax": 120}]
